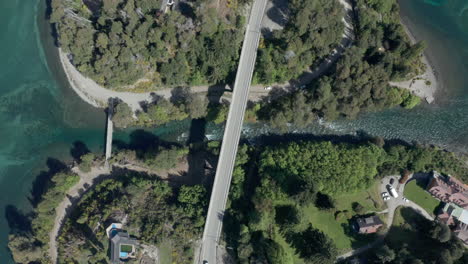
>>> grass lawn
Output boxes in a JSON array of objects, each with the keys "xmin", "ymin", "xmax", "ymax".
[
  {"xmin": 385, "ymin": 207, "xmax": 438, "ymax": 259},
  {"xmin": 120, "ymin": 244, "xmax": 134, "ymax": 252},
  {"xmin": 274, "ymin": 231, "xmax": 305, "ymax": 264},
  {"xmin": 404, "ymin": 180, "xmax": 441, "ymax": 216},
  {"xmin": 302, "ymin": 181, "xmax": 383, "ymax": 252},
  {"xmin": 157, "ymin": 241, "xmax": 172, "ymax": 264}
]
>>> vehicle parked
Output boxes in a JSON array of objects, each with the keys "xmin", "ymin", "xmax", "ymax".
[
  {"xmin": 390, "ymin": 178, "xmax": 395, "ymax": 185},
  {"xmin": 264, "ymin": 86, "xmax": 272, "ymax": 90},
  {"xmin": 384, "ymin": 196, "xmax": 390, "ymax": 201},
  {"xmin": 388, "ymin": 186, "xmax": 399, "ymax": 198},
  {"xmin": 403, "ymin": 197, "xmax": 409, "ymax": 203},
  {"xmin": 381, "ymin": 192, "xmax": 389, "ymax": 198}
]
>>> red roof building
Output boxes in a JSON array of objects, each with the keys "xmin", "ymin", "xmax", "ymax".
[
  {"xmin": 426, "ymin": 171, "xmax": 468, "ymax": 209},
  {"xmin": 355, "ymin": 216, "xmax": 383, "ymax": 234}
]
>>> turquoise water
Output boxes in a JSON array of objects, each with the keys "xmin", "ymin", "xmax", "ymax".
[
  {"xmin": 0, "ymin": 1, "xmax": 189, "ymax": 261},
  {"xmin": 251, "ymin": 0, "xmax": 468, "ymax": 152},
  {"xmin": 0, "ymin": 0, "xmax": 468, "ymax": 262}
]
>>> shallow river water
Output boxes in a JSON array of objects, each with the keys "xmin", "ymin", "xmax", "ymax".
[{"xmin": 0, "ymin": 0, "xmax": 467, "ymax": 261}]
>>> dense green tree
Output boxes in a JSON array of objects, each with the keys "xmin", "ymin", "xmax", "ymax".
[
  {"xmin": 263, "ymin": 239, "xmax": 294, "ymax": 264},
  {"xmin": 178, "ymin": 185, "xmax": 207, "ymax": 223},
  {"xmin": 51, "ymin": 0, "xmax": 245, "ymax": 88},
  {"xmin": 375, "ymin": 245, "xmax": 396, "ymax": 263},
  {"xmin": 112, "ymin": 102, "xmax": 134, "ymax": 128},
  {"xmin": 8, "ymin": 234, "xmax": 43, "ymax": 264},
  {"xmin": 207, "ymin": 103, "xmax": 229, "ymax": 124},
  {"xmin": 429, "ymin": 222, "xmax": 451, "ymax": 243},
  {"xmin": 78, "ymin": 152, "xmax": 95, "ymax": 172},
  {"xmin": 255, "ymin": 0, "xmax": 344, "ymax": 84},
  {"xmin": 144, "ymin": 146, "xmax": 189, "ymax": 170},
  {"xmin": 146, "ymin": 98, "xmax": 188, "ymax": 125},
  {"xmin": 290, "ymin": 225, "xmax": 337, "ymax": 263},
  {"xmin": 259, "ymin": 0, "xmax": 426, "ymax": 124},
  {"xmin": 259, "ymin": 141, "xmax": 385, "ymax": 194}
]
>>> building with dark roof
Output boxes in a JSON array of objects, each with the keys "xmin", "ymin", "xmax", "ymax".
[
  {"xmin": 107, "ymin": 224, "xmax": 137, "ymax": 264},
  {"xmin": 355, "ymin": 216, "xmax": 384, "ymax": 234}
]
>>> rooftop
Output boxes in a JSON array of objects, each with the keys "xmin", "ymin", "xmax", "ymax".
[
  {"xmin": 110, "ymin": 231, "xmax": 137, "ymax": 264},
  {"xmin": 356, "ymin": 216, "xmax": 383, "ymax": 228}
]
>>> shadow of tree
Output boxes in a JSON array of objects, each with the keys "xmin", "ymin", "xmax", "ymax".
[
  {"xmin": 177, "ymin": 2, "xmax": 196, "ymax": 19},
  {"xmin": 170, "ymin": 87, "xmax": 190, "ymax": 106},
  {"xmin": 29, "ymin": 158, "xmax": 68, "ymax": 206},
  {"xmin": 340, "ymin": 218, "xmax": 379, "ymax": 250},
  {"xmin": 207, "ymin": 85, "xmax": 227, "ymax": 103},
  {"xmin": 44, "ymin": 0, "xmax": 60, "ymax": 47},
  {"xmin": 70, "ymin": 141, "xmax": 90, "ymax": 161},
  {"xmin": 5, "ymin": 205, "xmax": 32, "ymax": 233},
  {"xmin": 266, "ymin": 0, "xmax": 289, "ymax": 28}
]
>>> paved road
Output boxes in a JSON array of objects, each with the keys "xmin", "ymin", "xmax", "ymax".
[{"xmin": 199, "ymin": 0, "xmax": 268, "ymax": 263}]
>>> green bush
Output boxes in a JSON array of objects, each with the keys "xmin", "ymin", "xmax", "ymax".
[{"xmin": 78, "ymin": 153, "xmax": 95, "ymax": 172}]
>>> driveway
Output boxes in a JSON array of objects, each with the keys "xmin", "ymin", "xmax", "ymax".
[{"xmin": 337, "ymin": 174, "xmax": 434, "ymax": 261}]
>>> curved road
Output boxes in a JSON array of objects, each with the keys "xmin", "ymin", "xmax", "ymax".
[{"xmin": 48, "ymin": 165, "xmax": 110, "ymax": 263}]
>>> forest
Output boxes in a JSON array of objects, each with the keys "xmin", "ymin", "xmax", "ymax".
[
  {"xmin": 57, "ymin": 174, "xmax": 206, "ymax": 263},
  {"xmin": 7, "ymin": 140, "xmax": 199, "ymax": 263},
  {"xmin": 105, "ymin": 0, "xmax": 428, "ymax": 131},
  {"xmin": 254, "ymin": 0, "xmax": 344, "ymax": 84},
  {"xmin": 224, "ymin": 138, "xmax": 468, "ymax": 263},
  {"xmin": 7, "ymin": 133, "xmax": 468, "ymax": 263},
  {"xmin": 50, "ymin": 0, "xmax": 346, "ymax": 90},
  {"xmin": 257, "ymin": 0, "xmax": 426, "ymax": 126},
  {"xmin": 50, "ymin": 0, "xmax": 248, "ymax": 88}
]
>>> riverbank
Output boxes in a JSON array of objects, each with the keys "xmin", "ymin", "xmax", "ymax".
[
  {"xmin": 59, "ymin": 49, "xmax": 154, "ymax": 111},
  {"xmin": 390, "ymin": 15, "xmax": 439, "ymax": 104}
]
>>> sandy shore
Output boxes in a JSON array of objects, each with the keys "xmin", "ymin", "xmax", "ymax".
[
  {"xmin": 390, "ymin": 17, "xmax": 439, "ymax": 104},
  {"xmin": 59, "ymin": 49, "xmax": 155, "ymax": 111},
  {"xmin": 59, "ymin": 48, "xmax": 275, "ymax": 109},
  {"xmin": 59, "ymin": 0, "xmax": 355, "ymax": 111},
  {"xmin": 60, "ymin": 1, "xmax": 435, "ymax": 111}
]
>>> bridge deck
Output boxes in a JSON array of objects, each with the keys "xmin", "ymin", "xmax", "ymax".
[{"xmin": 199, "ymin": 0, "xmax": 268, "ymax": 262}]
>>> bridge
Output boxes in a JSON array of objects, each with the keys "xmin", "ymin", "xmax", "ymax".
[
  {"xmin": 105, "ymin": 99, "xmax": 114, "ymax": 167},
  {"xmin": 198, "ymin": 0, "xmax": 267, "ymax": 262}
]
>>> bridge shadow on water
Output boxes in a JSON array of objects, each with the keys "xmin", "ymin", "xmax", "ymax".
[
  {"xmin": 186, "ymin": 118, "xmax": 215, "ymax": 186},
  {"xmin": 111, "ymin": 119, "xmax": 213, "ymax": 186},
  {"xmin": 113, "ymin": 129, "xmax": 183, "ymax": 159}
]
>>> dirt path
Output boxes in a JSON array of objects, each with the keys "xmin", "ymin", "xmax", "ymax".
[
  {"xmin": 60, "ymin": 0, "xmax": 355, "ymax": 112},
  {"xmin": 48, "ymin": 165, "xmax": 111, "ymax": 264}
]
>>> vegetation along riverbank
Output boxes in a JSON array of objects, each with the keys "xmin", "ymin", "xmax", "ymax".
[
  {"xmin": 51, "ymin": 0, "xmax": 433, "ymax": 126},
  {"xmin": 7, "ymin": 132, "xmax": 468, "ymax": 263}
]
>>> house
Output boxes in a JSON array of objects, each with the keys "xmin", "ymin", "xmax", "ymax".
[
  {"xmin": 437, "ymin": 203, "xmax": 468, "ymax": 244},
  {"xmin": 454, "ymin": 224, "xmax": 468, "ymax": 244},
  {"xmin": 107, "ymin": 223, "xmax": 137, "ymax": 264},
  {"xmin": 426, "ymin": 171, "xmax": 468, "ymax": 209},
  {"xmin": 355, "ymin": 216, "xmax": 384, "ymax": 234},
  {"xmin": 437, "ymin": 203, "xmax": 468, "ymax": 226}
]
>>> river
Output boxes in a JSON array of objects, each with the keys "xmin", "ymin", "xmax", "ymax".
[{"xmin": 0, "ymin": 0, "xmax": 467, "ymax": 262}]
